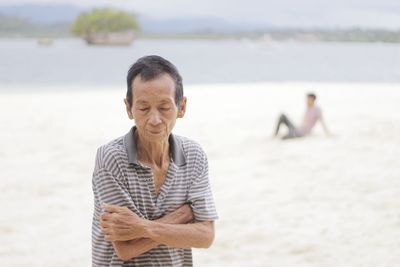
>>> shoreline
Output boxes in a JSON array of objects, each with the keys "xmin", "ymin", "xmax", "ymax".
[
  {"xmin": 1, "ymin": 81, "xmax": 400, "ymax": 94},
  {"xmin": 2, "ymin": 30, "xmax": 400, "ymax": 43}
]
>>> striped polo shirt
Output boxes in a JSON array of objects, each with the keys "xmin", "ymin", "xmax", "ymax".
[{"xmin": 92, "ymin": 126, "xmax": 218, "ymax": 267}]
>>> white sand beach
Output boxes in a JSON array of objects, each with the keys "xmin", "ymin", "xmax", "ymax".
[{"xmin": 1, "ymin": 82, "xmax": 399, "ymax": 267}]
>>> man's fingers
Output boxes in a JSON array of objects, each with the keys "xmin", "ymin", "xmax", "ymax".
[
  {"xmin": 104, "ymin": 234, "xmax": 115, "ymax": 241},
  {"xmin": 102, "ymin": 203, "xmax": 123, "ymax": 213},
  {"xmin": 101, "ymin": 225, "xmax": 134, "ymax": 241},
  {"xmin": 100, "ymin": 220, "xmax": 110, "ymax": 229},
  {"xmin": 101, "ymin": 226, "xmax": 110, "ymax": 235},
  {"xmin": 100, "ymin": 212, "xmax": 115, "ymax": 222}
]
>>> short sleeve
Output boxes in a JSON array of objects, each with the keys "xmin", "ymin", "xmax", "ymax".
[
  {"xmin": 92, "ymin": 147, "xmax": 143, "ymax": 217},
  {"xmin": 187, "ymin": 150, "xmax": 218, "ymax": 222}
]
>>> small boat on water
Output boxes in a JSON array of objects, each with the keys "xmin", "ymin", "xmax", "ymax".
[
  {"xmin": 84, "ymin": 30, "xmax": 135, "ymax": 46},
  {"xmin": 37, "ymin": 38, "xmax": 54, "ymax": 46}
]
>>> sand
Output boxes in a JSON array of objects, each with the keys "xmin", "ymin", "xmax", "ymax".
[{"xmin": 1, "ymin": 82, "xmax": 399, "ymax": 266}]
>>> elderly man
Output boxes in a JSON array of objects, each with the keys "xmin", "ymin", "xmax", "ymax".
[{"xmin": 92, "ymin": 55, "xmax": 218, "ymax": 266}]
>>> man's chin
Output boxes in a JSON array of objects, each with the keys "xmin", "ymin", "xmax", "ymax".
[{"xmin": 144, "ymin": 131, "xmax": 167, "ymax": 141}]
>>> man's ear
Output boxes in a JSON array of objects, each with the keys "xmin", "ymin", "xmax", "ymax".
[
  {"xmin": 124, "ymin": 98, "xmax": 134, "ymax": 120},
  {"xmin": 177, "ymin": 97, "xmax": 187, "ymax": 118}
]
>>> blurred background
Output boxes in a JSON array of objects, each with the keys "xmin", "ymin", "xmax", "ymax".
[{"xmin": 0, "ymin": 1, "xmax": 399, "ymax": 266}]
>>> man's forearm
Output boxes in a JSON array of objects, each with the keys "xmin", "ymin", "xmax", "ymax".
[
  {"xmin": 112, "ymin": 204, "xmax": 193, "ymax": 261},
  {"xmin": 143, "ymin": 221, "xmax": 215, "ymax": 249},
  {"xmin": 112, "ymin": 239, "xmax": 157, "ymax": 261},
  {"xmin": 159, "ymin": 205, "xmax": 194, "ymax": 224}
]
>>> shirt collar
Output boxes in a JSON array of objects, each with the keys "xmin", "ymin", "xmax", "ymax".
[{"xmin": 123, "ymin": 126, "xmax": 186, "ymax": 167}]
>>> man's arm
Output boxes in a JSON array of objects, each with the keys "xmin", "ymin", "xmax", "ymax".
[
  {"xmin": 106, "ymin": 204, "xmax": 194, "ymax": 261},
  {"xmin": 143, "ymin": 220, "xmax": 215, "ymax": 249},
  {"xmin": 319, "ymin": 116, "xmax": 331, "ymax": 136},
  {"xmin": 321, "ymin": 120, "xmax": 331, "ymax": 135},
  {"xmin": 101, "ymin": 204, "xmax": 215, "ymax": 250},
  {"xmin": 318, "ymin": 109, "xmax": 331, "ymax": 136},
  {"xmin": 139, "ymin": 145, "xmax": 217, "ymax": 249}
]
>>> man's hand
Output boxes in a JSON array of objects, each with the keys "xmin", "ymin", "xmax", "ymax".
[
  {"xmin": 99, "ymin": 203, "xmax": 214, "ymax": 260},
  {"xmin": 100, "ymin": 204, "xmax": 147, "ymax": 241},
  {"xmin": 101, "ymin": 204, "xmax": 195, "ymax": 261}
]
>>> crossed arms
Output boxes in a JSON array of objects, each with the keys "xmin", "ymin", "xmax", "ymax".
[
  {"xmin": 93, "ymin": 146, "xmax": 217, "ymax": 262},
  {"xmin": 100, "ymin": 203, "xmax": 215, "ymax": 261}
]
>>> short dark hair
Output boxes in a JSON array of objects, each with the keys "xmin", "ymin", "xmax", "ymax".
[
  {"xmin": 126, "ymin": 55, "xmax": 183, "ymax": 109},
  {"xmin": 307, "ymin": 93, "xmax": 317, "ymax": 100}
]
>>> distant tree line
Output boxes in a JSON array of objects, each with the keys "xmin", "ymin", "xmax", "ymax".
[
  {"xmin": 252, "ymin": 28, "xmax": 400, "ymax": 43},
  {"xmin": 0, "ymin": 13, "xmax": 70, "ymax": 37},
  {"xmin": 0, "ymin": 11, "xmax": 400, "ymax": 43}
]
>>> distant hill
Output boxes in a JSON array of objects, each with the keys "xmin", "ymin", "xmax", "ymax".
[
  {"xmin": 139, "ymin": 16, "xmax": 267, "ymax": 34},
  {"xmin": 0, "ymin": 4, "xmax": 85, "ymax": 23},
  {"xmin": 0, "ymin": 3, "xmax": 399, "ymax": 42},
  {"xmin": 0, "ymin": 3, "xmax": 267, "ymax": 34}
]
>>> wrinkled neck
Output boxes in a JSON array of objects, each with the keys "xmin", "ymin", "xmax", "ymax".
[{"xmin": 135, "ymin": 131, "xmax": 169, "ymax": 168}]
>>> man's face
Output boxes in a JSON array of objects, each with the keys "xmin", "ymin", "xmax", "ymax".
[
  {"xmin": 125, "ymin": 73, "xmax": 186, "ymax": 143},
  {"xmin": 306, "ymin": 96, "xmax": 315, "ymax": 107}
]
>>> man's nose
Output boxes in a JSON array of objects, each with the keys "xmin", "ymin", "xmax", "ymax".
[{"xmin": 148, "ymin": 111, "xmax": 162, "ymax": 125}]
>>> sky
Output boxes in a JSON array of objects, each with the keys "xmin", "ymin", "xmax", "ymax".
[{"xmin": 1, "ymin": 0, "xmax": 400, "ymax": 29}]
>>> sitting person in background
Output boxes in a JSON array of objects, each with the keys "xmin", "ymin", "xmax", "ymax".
[{"xmin": 273, "ymin": 93, "xmax": 330, "ymax": 140}]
